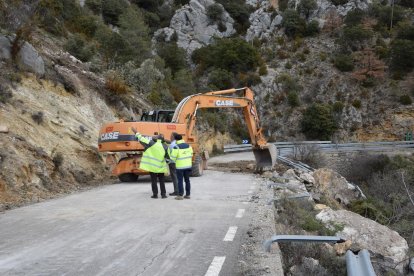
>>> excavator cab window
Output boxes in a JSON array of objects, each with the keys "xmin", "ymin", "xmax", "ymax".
[{"xmin": 140, "ymin": 110, "xmax": 174, "ymax": 122}]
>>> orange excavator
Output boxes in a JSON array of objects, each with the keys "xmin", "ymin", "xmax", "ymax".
[{"xmin": 98, "ymin": 87, "xmax": 277, "ymax": 182}]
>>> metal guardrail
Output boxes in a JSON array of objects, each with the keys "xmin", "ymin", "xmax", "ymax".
[
  {"xmin": 224, "ymin": 141, "xmax": 414, "ymax": 155},
  {"xmin": 346, "ymin": 250, "xmax": 376, "ymax": 276},
  {"xmin": 263, "ymin": 235, "xmax": 377, "ymax": 276},
  {"xmin": 263, "ymin": 235, "xmax": 345, "ymax": 252}
]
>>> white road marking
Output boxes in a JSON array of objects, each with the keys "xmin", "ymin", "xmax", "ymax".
[
  {"xmin": 247, "ymin": 190, "xmax": 253, "ymax": 194},
  {"xmin": 242, "ymin": 202, "xmax": 249, "ymax": 205},
  {"xmin": 223, "ymin": 226, "xmax": 238, "ymax": 241},
  {"xmin": 205, "ymin": 256, "xmax": 226, "ymax": 276},
  {"xmin": 235, "ymin": 209, "xmax": 245, "ymax": 218}
]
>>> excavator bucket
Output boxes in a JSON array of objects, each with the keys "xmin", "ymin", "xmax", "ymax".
[{"xmin": 253, "ymin": 144, "xmax": 277, "ymax": 170}]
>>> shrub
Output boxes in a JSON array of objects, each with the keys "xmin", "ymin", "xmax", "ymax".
[
  {"xmin": 192, "ymin": 38, "xmax": 260, "ymax": 74},
  {"xmin": 35, "ymin": 0, "xmax": 65, "ymax": 35},
  {"xmin": 259, "ymin": 64, "xmax": 268, "ymax": 75},
  {"xmin": 333, "ymin": 101, "xmax": 344, "ymax": 112},
  {"xmin": 352, "ymin": 99, "xmax": 362, "ymax": 109},
  {"xmin": 206, "ymin": 3, "xmax": 223, "ymax": 22},
  {"xmin": 208, "ymin": 69, "xmax": 234, "ymax": 90},
  {"xmin": 297, "ymin": 0, "xmax": 317, "ymax": 19},
  {"xmin": 101, "ymin": 0, "xmax": 128, "ymax": 26},
  {"xmin": 117, "ymin": 8, "xmax": 151, "ymax": 65},
  {"xmin": 0, "ymin": 84, "xmax": 12, "ymax": 104},
  {"xmin": 390, "ymin": 39, "xmax": 414, "ymax": 73},
  {"xmin": 344, "ymin": 8, "xmax": 365, "ymax": 26},
  {"xmin": 397, "ymin": 22, "xmax": 414, "ymax": 41},
  {"xmin": 301, "ymin": 104, "xmax": 337, "ymax": 140},
  {"xmin": 52, "ymin": 152, "xmax": 64, "ymax": 170},
  {"xmin": 282, "ymin": 9, "xmax": 306, "ymax": 38},
  {"xmin": 305, "ymin": 20, "xmax": 320, "ymax": 36},
  {"xmin": 105, "ymin": 71, "xmax": 131, "ymax": 95},
  {"xmin": 285, "ymin": 62, "xmax": 292, "ymax": 69},
  {"xmin": 334, "ymin": 54, "xmax": 354, "ymax": 72},
  {"xmin": 31, "ymin": 111, "xmax": 44, "ymax": 125},
  {"xmin": 287, "ymin": 91, "xmax": 300, "ymax": 107},
  {"xmin": 369, "ymin": 3, "xmax": 405, "ymax": 29},
  {"xmin": 65, "ymin": 34, "xmax": 96, "ymax": 62},
  {"xmin": 170, "ymin": 69, "xmax": 196, "ymax": 101},
  {"xmin": 85, "ymin": 0, "xmax": 102, "ymax": 14},
  {"xmin": 157, "ymin": 42, "xmax": 187, "ymax": 74},
  {"xmin": 400, "ymin": 94, "xmax": 412, "ymax": 105},
  {"xmin": 216, "ymin": 0, "xmax": 253, "ymax": 34},
  {"xmin": 238, "ymin": 72, "xmax": 261, "ymax": 86},
  {"xmin": 342, "ymin": 25, "xmax": 373, "ymax": 49}
]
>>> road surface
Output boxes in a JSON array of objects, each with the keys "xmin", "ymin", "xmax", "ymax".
[{"xmin": 0, "ymin": 170, "xmax": 258, "ymax": 276}]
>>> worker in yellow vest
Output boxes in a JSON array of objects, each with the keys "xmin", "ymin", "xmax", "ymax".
[
  {"xmin": 170, "ymin": 134, "xmax": 193, "ymax": 200},
  {"xmin": 132, "ymin": 127, "xmax": 168, "ymax": 199}
]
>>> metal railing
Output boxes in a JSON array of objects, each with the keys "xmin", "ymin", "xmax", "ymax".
[{"xmin": 224, "ymin": 141, "xmax": 414, "ymax": 155}]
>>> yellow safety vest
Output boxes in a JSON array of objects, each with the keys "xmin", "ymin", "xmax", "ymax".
[
  {"xmin": 170, "ymin": 140, "xmax": 193, "ymax": 170},
  {"xmin": 136, "ymin": 134, "xmax": 167, "ymax": 173}
]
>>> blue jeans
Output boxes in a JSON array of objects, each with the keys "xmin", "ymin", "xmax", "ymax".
[{"xmin": 177, "ymin": 169, "xmax": 191, "ymax": 196}]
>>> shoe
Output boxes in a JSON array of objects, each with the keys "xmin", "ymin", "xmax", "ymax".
[
  {"xmin": 151, "ymin": 195, "xmax": 158, "ymax": 199},
  {"xmin": 175, "ymin": 196, "xmax": 184, "ymax": 200},
  {"xmin": 169, "ymin": 192, "xmax": 178, "ymax": 196},
  {"xmin": 161, "ymin": 195, "xmax": 167, "ymax": 199},
  {"xmin": 184, "ymin": 195, "xmax": 191, "ymax": 199}
]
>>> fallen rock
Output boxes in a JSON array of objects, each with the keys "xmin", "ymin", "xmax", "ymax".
[
  {"xmin": 311, "ymin": 168, "xmax": 362, "ymax": 206},
  {"xmin": 299, "ymin": 172, "xmax": 315, "ymax": 184},
  {"xmin": 282, "ymin": 169, "xmax": 299, "ymax": 180},
  {"xmin": 288, "ymin": 257, "xmax": 328, "ymax": 275},
  {"xmin": 314, "ymin": 203, "xmax": 329, "ymax": 210},
  {"xmin": 262, "ymin": 171, "xmax": 273, "ymax": 178},
  {"xmin": 316, "ymin": 208, "xmax": 409, "ymax": 273}
]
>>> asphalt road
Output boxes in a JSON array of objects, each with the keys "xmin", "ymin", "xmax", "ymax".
[{"xmin": 0, "ymin": 170, "xmax": 258, "ymax": 276}]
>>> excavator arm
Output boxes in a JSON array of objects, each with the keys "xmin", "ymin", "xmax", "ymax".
[{"xmin": 172, "ymin": 87, "xmax": 277, "ymax": 168}]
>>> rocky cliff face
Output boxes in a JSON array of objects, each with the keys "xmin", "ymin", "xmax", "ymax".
[{"xmin": 155, "ymin": 0, "xmax": 236, "ymax": 54}]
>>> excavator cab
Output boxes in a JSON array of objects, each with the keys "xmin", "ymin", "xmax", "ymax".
[{"xmin": 140, "ymin": 110, "xmax": 174, "ymax": 122}]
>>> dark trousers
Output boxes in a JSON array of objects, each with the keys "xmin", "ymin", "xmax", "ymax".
[
  {"xmin": 150, "ymin": 172, "xmax": 166, "ymax": 196},
  {"xmin": 168, "ymin": 163, "xmax": 178, "ymax": 193},
  {"xmin": 177, "ymin": 169, "xmax": 191, "ymax": 196}
]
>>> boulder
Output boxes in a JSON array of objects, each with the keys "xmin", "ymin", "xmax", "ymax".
[
  {"xmin": 0, "ymin": 126, "xmax": 9, "ymax": 133},
  {"xmin": 316, "ymin": 208, "xmax": 409, "ymax": 273},
  {"xmin": 311, "ymin": 168, "xmax": 362, "ymax": 206},
  {"xmin": 16, "ymin": 41, "xmax": 45, "ymax": 76},
  {"xmin": 154, "ymin": 0, "xmax": 235, "ymax": 54},
  {"xmin": 282, "ymin": 169, "xmax": 299, "ymax": 180}
]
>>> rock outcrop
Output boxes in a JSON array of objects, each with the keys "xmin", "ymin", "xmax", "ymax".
[
  {"xmin": 0, "ymin": 35, "xmax": 45, "ymax": 76},
  {"xmin": 245, "ymin": 8, "xmax": 283, "ymax": 41},
  {"xmin": 154, "ymin": 0, "xmax": 235, "ymax": 54},
  {"xmin": 317, "ymin": 208, "xmax": 409, "ymax": 273}
]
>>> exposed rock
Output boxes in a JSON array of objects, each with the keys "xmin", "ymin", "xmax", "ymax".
[
  {"xmin": 0, "ymin": 35, "xmax": 45, "ymax": 76},
  {"xmin": 246, "ymin": 8, "xmax": 283, "ymax": 41},
  {"xmin": 316, "ymin": 208, "xmax": 409, "ymax": 273},
  {"xmin": 311, "ymin": 168, "xmax": 363, "ymax": 206},
  {"xmin": 154, "ymin": 0, "xmax": 235, "ymax": 54},
  {"xmin": 0, "ymin": 126, "xmax": 9, "ymax": 133},
  {"xmin": 340, "ymin": 106, "xmax": 363, "ymax": 131},
  {"xmin": 262, "ymin": 171, "xmax": 273, "ymax": 178},
  {"xmin": 0, "ymin": 36, "xmax": 12, "ymax": 60},
  {"xmin": 16, "ymin": 41, "xmax": 45, "ymax": 76}
]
